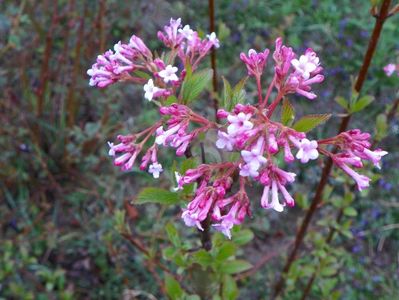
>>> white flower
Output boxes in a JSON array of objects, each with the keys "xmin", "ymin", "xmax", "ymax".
[
  {"xmin": 178, "ymin": 25, "xmax": 194, "ymax": 40},
  {"xmin": 260, "ymin": 182, "xmax": 284, "ymax": 212},
  {"xmin": 143, "ymin": 79, "xmax": 160, "ymax": 101},
  {"xmin": 159, "ymin": 65, "xmax": 179, "ymax": 83},
  {"xmin": 148, "ymin": 162, "xmax": 163, "ymax": 178},
  {"xmin": 107, "ymin": 141, "xmax": 115, "ymax": 156},
  {"xmin": 216, "ymin": 131, "xmax": 235, "ymax": 151},
  {"xmin": 173, "ymin": 172, "xmax": 183, "ymax": 191},
  {"xmin": 227, "ymin": 112, "xmax": 253, "ymax": 135},
  {"xmin": 241, "ymin": 148, "xmax": 267, "ymax": 170},
  {"xmin": 239, "ymin": 163, "xmax": 259, "ymax": 178},
  {"xmin": 291, "ymin": 55, "xmax": 317, "ymax": 79},
  {"xmin": 206, "ymin": 32, "xmax": 220, "ymax": 48},
  {"xmin": 295, "ymin": 138, "xmax": 319, "ymax": 163}
]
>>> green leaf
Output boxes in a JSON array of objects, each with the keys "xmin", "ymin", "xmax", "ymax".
[
  {"xmin": 165, "ymin": 95, "xmax": 178, "ymax": 106},
  {"xmin": 217, "ymin": 22, "xmax": 231, "ymax": 41},
  {"xmin": 133, "ymin": 70, "xmax": 151, "ymax": 80},
  {"xmin": 215, "ymin": 242, "xmax": 236, "ymax": 261},
  {"xmin": 181, "ymin": 158, "xmax": 198, "ymax": 174},
  {"xmin": 165, "ymin": 274, "xmax": 184, "ymax": 299},
  {"xmin": 192, "ymin": 249, "xmax": 213, "ymax": 267},
  {"xmin": 343, "ymin": 207, "xmax": 357, "ymax": 217},
  {"xmin": 320, "ymin": 266, "xmax": 337, "ymax": 277},
  {"xmin": 292, "ymin": 114, "xmax": 331, "ymax": 132},
  {"xmin": 222, "ymin": 76, "xmax": 232, "ymax": 110},
  {"xmin": 350, "ymin": 95, "xmax": 374, "ymax": 113},
  {"xmin": 135, "ymin": 187, "xmax": 180, "ymax": 205},
  {"xmin": 335, "ymin": 96, "xmax": 348, "ymax": 110},
  {"xmin": 166, "ymin": 223, "xmax": 181, "ymax": 247},
  {"xmin": 222, "ymin": 275, "xmax": 239, "ymax": 300},
  {"xmin": 221, "ymin": 259, "xmax": 252, "ymax": 274},
  {"xmin": 230, "ymin": 77, "xmax": 248, "ymax": 109},
  {"xmin": 375, "ymin": 113, "xmax": 388, "ymax": 141},
  {"xmin": 281, "ymin": 98, "xmax": 295, "ymax": 125},
  {"xmin": 232, "ymin": 229, "xmax": 254, "ymax": 246},
  {"xmin": 182, "ymin": 69, "xmax": 213, "ymax": 103}
]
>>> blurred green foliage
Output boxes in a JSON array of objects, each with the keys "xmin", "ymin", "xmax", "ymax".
[{"xmin": 1, "ymin": 0, "xmax": 398, "ymax": 299}]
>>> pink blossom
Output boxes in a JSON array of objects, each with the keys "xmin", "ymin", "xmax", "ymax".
[
  {"xmin": 240, "ymin": 48, "xmax": 270, "ymax": 77},
  {"xmin": 216, "ymin": 131, "xmax": 235, "ymax": 151},
  {"xmin": 87, "ymin": 50, "xmax": 126, "ymax": 88},
  {"xmin": 383, "ymin": 63, "xmax": 396, "ymax": 76},
  {"xmin": 157, "ymin": 18, "xmax": 184, "ymax": 48},
  {"xmin": 212, "ymin": 202, "xmax": 242, "ymax": 239},
  {"xmin": 334, "ymin": 156, "xmax": 371, "ymax": 191},
  {"xmin": 129, "ymin": 35, "xmax": 152, "ymax": 59},
  {"xmin": 227, "ymin": 112, "xmax": 254, "ymax": 135}
]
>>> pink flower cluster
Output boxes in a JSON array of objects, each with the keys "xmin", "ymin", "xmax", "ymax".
[
  {"xmin": 319, "ymin": 129, "xmax": 388, "ymax": 191},
  {"xmin": 88, "ymin": 19, "xmax": 387, "ymax": 239}
]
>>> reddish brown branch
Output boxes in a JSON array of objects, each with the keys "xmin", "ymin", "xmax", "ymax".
[
  {"xmin": 209, "ymin": 0, "xmax": 219, "ymax": 120},
  {"xmin": 272, "ymin": 1, "xmax": 392, "ymax": 298}
]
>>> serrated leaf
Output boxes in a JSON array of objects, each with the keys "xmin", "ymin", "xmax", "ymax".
[
  {"xmin": 182, "ymin": 69, "xmax": 213, "ymax": 103},
  {"xmin": 230, "ymin": 77, "xmax": 248, "ymax": 109},
  {"xmin": 350, "ymin": 95, "xmax": 374, "ymax": 113},
  {"xmin": 292, "ymin": 114, "xmax": 331, "ymax": 132},
  {"xmin": 221, "ymin": 259, "xmax": 252, "ymax": 274},
  {"xmin": 232, "ymin": 229, "xmax": 254, "ymax": 246},
  {"xmin": 165, "ymin": 274, "xmax": 184, "ymax": 299},
  {"xmin": 281, "ymin": 98, "xmax": 295, "ymax": 125},
  {"xmin": 335, "ymin": 96, "xmax": 348, "ymax": 110},
  {"xmin": 135, "ymin": 187, "xmax": 180, "ymax": 205},
  {"xmin": 343, "ymin": 207, "xmax": 357, "ymax": 217}
]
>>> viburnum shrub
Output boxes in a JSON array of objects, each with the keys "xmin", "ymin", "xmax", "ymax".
[{"xmin": 88, "ymin": 18, "xmax": 387, "ymax": 240}]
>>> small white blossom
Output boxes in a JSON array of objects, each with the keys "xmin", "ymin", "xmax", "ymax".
[
  {"xmin": 291, "ymin": 55, "xmax": 317, "ymax": 79},
  {"xmin": 143, "ymin": 79, "xmax": 160, "ymax": 101},
  {"xmin": 296, "ymin": 138, "xmax": 319, "ymax": 163},
  {"xmin": 148, "ymin": 162, "xmax": 163, "ymax": 178},
  {"xmin": 216, "ymin": 131, "xmax": 235, "ymax": 151},
  {"xmin": 159, "ymin": 65, "xmax": 179, "ymax": 83},
  {"xmin": 206, "ymin": 32, "xmax": 220, "ymax": 48},
  {"xmin": 107, "ymin": 142, "xmax": 115, "ymax": 156},
  {"xmin": 178, "ymin": 25, "xmax": 194, "ymax": 40},
  {"xmin": 227, "ymin": 112, "xmax": 253, "ymax": 135}
]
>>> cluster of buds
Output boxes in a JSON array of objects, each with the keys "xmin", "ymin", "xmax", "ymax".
[
  {"xmin": 88, "ymin": 19, "xmax": 387, "ymax": 239},
  {"xmin": 156, "ymin": 104, "xmax": 216, "ymax": 156},
  {"xmin": 383, "ymin": 63, "xmax": 398, "ymax": 77},
  {"xmin": 318, "ymin": 129, "xmax": 388, "ymax": 191}
]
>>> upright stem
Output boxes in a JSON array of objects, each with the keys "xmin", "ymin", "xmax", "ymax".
[
  {"xmin": 209, "ymin": 0, "xmax": 219, "ymax": 121},
  {"xmin": 272, "ymin": 1, "xmax": 392, "ymax": 298},
  {"xmin": 256, "ymin": 75, "xmax": 263, "ymax": 104}
]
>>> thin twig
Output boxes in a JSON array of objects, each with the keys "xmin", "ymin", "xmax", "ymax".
[{"xmin": 209, "ymin": 0, "xmax": 219, "ymax": 121}]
